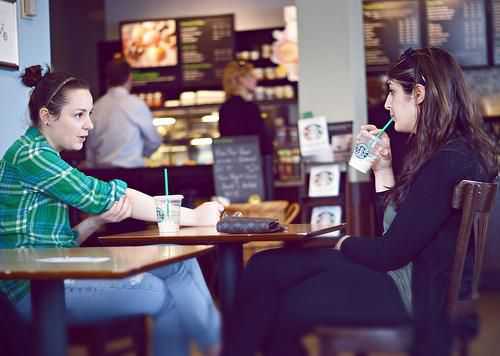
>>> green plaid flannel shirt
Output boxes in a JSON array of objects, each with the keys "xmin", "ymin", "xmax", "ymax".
[{"xmin": 0, "ymin": 127, "xmax": 127, "ymax": 302}]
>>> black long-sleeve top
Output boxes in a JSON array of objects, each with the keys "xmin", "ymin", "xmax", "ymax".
[
  {"xmin": 341, "ymin": 138, "xmax": 490, "ymax": 356},
  {"xmin": 218, "ymin": 95, "xmax": 273, "ymax": 155}
]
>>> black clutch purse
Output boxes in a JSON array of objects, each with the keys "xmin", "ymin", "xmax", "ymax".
[{"xmin": 216, "ymin": 216, "xmax": 284, "ymax": 234}]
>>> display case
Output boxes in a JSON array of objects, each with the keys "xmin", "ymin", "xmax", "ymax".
[{"xmin": 146, "ymin": 99, "xmax": 298, "ymax": 167}]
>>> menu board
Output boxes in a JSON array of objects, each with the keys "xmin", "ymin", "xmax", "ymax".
[
  {"xmin": 424, "ymin": 0, "xmax": 487, "ymax": 67},
  {"xmin": 212, "ymin": 136, "xmax": 265, "ymax": 203},
  {"xmin": 492, "ymin": 0, "xmax": 500, "ymax": 65},
  {"xmin": 179, "ymin": 14, "xmax": 235, "ymax": 87},
  {"xmin": 363, "ymin": 0, "xmax": 421, "ymax": 71}
]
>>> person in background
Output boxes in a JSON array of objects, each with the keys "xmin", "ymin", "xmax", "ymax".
[
  {"xmin": 0, "ymin": 65, "xmax": 222, "ymax": 356},
  {"xmin": 218, "ymin": 60, "xmax": 273, "ymax": 156},
  {"xmin": 221, "ymin": 48, "xmax": 497, "ymax": 356},
  {"xmin": 85, "ymin": 58, "xmax": 162, "ymax": 168}
]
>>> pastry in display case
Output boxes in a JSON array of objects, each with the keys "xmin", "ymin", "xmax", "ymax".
[{"xmin": 121, "ymin": 19, "xmax": 177, "ymax": 68}]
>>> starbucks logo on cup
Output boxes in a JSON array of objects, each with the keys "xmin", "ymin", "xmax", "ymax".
[
  {"xmin": 354, "ymin": 143, "xmax": 370, "ymax": 159},
  {"xmin": 156, "ymin": 207, "xmax": 165, "ymax": 221}
]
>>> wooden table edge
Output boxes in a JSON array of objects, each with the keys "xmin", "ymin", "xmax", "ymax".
[
  {"xmin": 0, "ymin": 245, "xmax": 215, "ymax": 280},
  {"xmin": 97, "ymin": 223, "xmax": 347, "ymax": 246}
]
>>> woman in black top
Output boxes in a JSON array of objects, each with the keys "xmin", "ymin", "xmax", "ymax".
[
  {"xmin": 218, "ymin": 61, "xmax": 273, "ymax": 155},
  {"xmin": 222, "ymin": 48, "xmax": 497, "ymax": 356}
]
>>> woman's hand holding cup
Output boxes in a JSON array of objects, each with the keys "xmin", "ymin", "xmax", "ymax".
[
  {"xmin": 359, "ymin": 124, "xmax": 392, "ymax": 173},
  {"xmin": 349, "ymin": 124, "xmax": 391, "ymax": 174}
]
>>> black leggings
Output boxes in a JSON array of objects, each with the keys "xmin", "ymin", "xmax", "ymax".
[{"xmin": 223, "ymin": 247, "xmax": 410, "ymax": 356}]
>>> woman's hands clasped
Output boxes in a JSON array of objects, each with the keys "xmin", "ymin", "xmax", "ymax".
[
  {"xmin": 181, "ymin": 201, "xmax": 225, "ymax": 226},
  {"xmin": 358, "ymin": 124, "xmax": 396, "ymax": 192},
  {"xmin": 193, "ymin": 202, "xmax": 225, "ymax": 226},
  {"xmin": 357, "ymin": 124, "xmax": 392, "ymax": 173}
]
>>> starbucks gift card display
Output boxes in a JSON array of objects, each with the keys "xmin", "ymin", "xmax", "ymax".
[
  {"xmin": 311, "ymin": 206, "xmax": 342, "ymax": 236},
  {"xmin": 298, "ymin": 116, "xmax": 330, "ymax": 156},
  {"xmin": 331, "ymin": 133, "xmax": 353, "ymax": 162},
  {"xmin": 308, "ymin": 164, "xmax": 341, "ymax": 197}
]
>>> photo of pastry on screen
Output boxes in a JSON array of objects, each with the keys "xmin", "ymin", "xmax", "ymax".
[{"xmin": 121, "ymin": 19, "xmax": 178, "ymax": 68}]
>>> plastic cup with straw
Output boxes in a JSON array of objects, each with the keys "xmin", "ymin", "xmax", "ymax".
[
  {"xmin": 349, "ymin": 117, "xmax": 394, "ymax": 174},
  {"xmin": 376, "ymin": 117, "xmax": 394, "ymax": 138},
  {"xmin": 164, "ymin": 168, "xmax": 169, "ymax": 217},
  {"xmin": 155, "ymin": 168, "xmax": 184, "ymax": 233},
  {"xmin": 368, "ymin": 117, "xmax": 394, "ymax": 149}
]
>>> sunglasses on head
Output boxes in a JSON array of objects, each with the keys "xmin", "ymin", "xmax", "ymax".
[{"xmin": 399, "ymin": 47, "xmax": 427, "ymax": 85}]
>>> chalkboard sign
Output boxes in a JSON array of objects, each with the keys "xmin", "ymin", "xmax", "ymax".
[
  {"xmin": 363, "ymin": 0, "xmax": 422, "ymax": 72},
  {"xmin": 424, "ymin": 0, "xmax": 488, "ymax": 67},
  {"xmin": 212, "ymin": 136, "xmax": 265, "ymax": 203}
]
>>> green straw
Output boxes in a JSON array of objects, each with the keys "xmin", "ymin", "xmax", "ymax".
[
  {"xmin": 164, "ymin": 168, "xmax": 169, "ymax": 217},
  {"xmin": 375, "ymin": 117, "xmax": 394, "ymax": 138}
]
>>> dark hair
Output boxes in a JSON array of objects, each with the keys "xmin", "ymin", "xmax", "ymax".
[
  {"xmin": 21, "ymin": 65, "xmax": 90, "ymax": 127},
  {"xmin": 106, "ymin": 59, "xmax": 131, "ymax": 87},
  {"xmin": 386, "ymin": 48, "xmax": 497, "ymax": 207}
]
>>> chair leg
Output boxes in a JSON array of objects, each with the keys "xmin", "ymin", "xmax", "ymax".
[
  {"xmin": 318, "ymin": 335, "xmax": 338, "ymax": 356},
  {"xmin": 88, "ymin": 328, "xmax": 107, "ymax": 356},
  {"xmin": 137, "ymin": 316, "xmax": 153, "ymax": 356},
  {"xmin": 459, "ymin": 339, "xmax": 469, "ymax": 356}
]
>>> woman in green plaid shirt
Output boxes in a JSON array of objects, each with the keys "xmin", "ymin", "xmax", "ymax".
[{"xmin": 0, "ymin": 65, "xmax": 222, "ymax": 356}]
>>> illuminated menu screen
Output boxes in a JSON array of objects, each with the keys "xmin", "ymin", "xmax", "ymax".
[
  {"xmin": 178, "ymin": 15, "xmax": 234, "ymax": 87},
  {"xmin": 425, "ymin": 0, "xmax": 487, "ymax": 66},
  {"xmin": 492, "ymin": 0, "xmax": 500, "ymax": 65},
  {"xmin": 363, "ymin": 0, "xmax": 421, "ymax": 71}
]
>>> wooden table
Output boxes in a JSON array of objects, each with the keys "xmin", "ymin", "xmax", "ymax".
[
  {"xmin": 98, "ymin": 224, "xmax": 345, "ymax": 317},
  {"xmin": 0, "ymin": 245, "xmax": 213, "ymax": 356}
]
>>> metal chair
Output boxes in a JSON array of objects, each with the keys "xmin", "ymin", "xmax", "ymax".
[{"xmin": 314, "ymin": 179, "xmax": 498, "ymax": 356}]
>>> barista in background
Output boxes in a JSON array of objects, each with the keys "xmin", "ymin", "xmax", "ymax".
[
  {"xmin": 367, "ymin": 75, "xmax": 409, "ymax": 178},
  {"xmin": 218, "ymin": 61, "xmax": 273, "ymax": 156},
  {"xmin": 85, "ymin": 58, "xmax": 162, "ymax": 168}
]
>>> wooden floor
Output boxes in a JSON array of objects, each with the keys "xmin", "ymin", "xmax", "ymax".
[
  {"xmin": 302, "ymin": 291, "xmax": 500, "ymax": 356},
  {"xmin": 69, "ymin": 291, "xmax": 500, "ymax": 356},
  {"xmin": 469, "ymin": 291, "xmax": 500, "ymax": 356}
]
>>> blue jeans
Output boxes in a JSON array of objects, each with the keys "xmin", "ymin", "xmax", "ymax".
[{"xmin": 15, "ymin": 258, "xmax": 221, "ymax": 356}]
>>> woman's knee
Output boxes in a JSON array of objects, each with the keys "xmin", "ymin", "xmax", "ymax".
[
  {"xmin": 64, "ymin": 273, "xmax": 168, "ymax": 321},
  {"xmin": 132, "ymin": 273, "xmax": 168, "ymax": 314},
  {"xmin": 151, "ymin": 258, "xmax": 202, "ymax": 282},
  {"xmin": 246, "ymin": 249, "xmax": 282, "ymax": 272}
]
